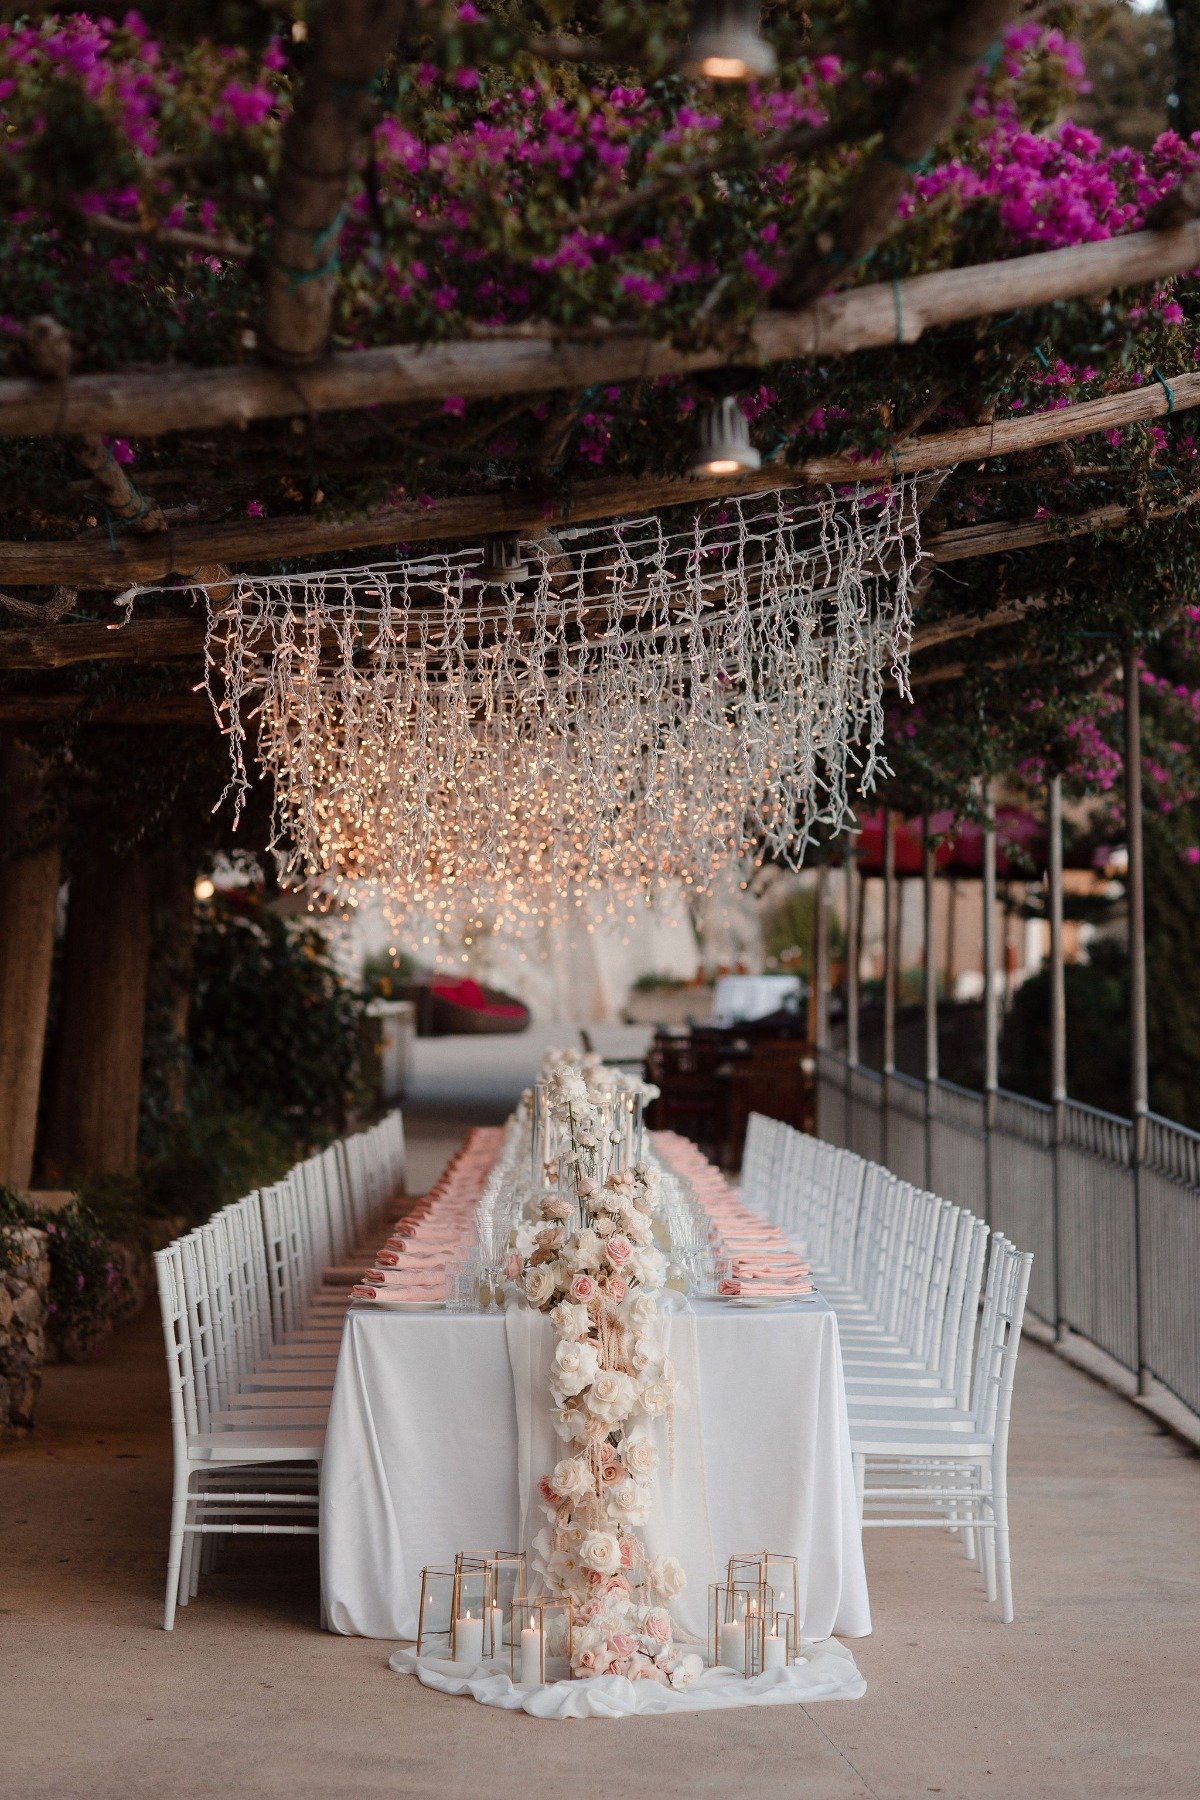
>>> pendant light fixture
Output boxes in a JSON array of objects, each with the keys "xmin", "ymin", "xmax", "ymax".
[
  {"xmin": 690, "ymin": 395, "xmax": 762, "ymax": 478},
  {"xmin": 679, "ymin": 1, "xmax": 777, "ymax": 82},
  {"xmin": 479, "ymin": 533, "xmax": 530, "ymax": 585}
]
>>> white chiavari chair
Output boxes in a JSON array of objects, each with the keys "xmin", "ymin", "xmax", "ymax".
[{"xmin": 850, "ymin": 1236, "xmax": 1033, "ymax": 1620}]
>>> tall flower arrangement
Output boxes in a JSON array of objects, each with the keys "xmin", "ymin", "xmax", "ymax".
[{"xmin": 517, "ymin": 1053, "xmax": 700, "ymax": 1687}]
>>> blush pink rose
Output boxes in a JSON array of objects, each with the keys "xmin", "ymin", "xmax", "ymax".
[
  {"xmin": 643, "ymin": 1609, "xmax": 672, "ymax": 1643},
  {"xmin": 631, "ymin": 1665, "xmax": 668, "ymax": 1684},
  {"xmin": 606, "ymin": 1275, "xmax": 627, "ymax": 1301},
  {"xmin": 575, "ymin": 1648, "xmax": 603, "ymax": 1675},
  {"xmin": 605, "ymin": 1234, "xmax": 633, "ymax": 1267},
  {"xmin": 586, "ymin": 1568, "xmax": 605, "ymax": 1588},
  {"xmin": 609, "ymin": 1631, "xmax": 637, "ymax": 1658},
  {"xmin": 619, "ymin": 1539, "xmax": 635, "ymax": 1569},
  {"xmin": 570, "ymin": 1272, "xmax": 598, "ymax": 1303}
]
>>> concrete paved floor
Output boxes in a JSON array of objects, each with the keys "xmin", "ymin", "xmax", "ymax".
[{"xmin": 3, "ymin": 1030, "xmax": 1199, "ymax": 1798}]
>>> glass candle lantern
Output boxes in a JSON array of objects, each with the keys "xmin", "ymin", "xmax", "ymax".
[
  {"xmin": 729, "ymin": 1551, "xmax": 801, "ymax": 1646},
  {"xmin": 709, "ymin": 1578, "xmax": 775, "ymax": 1678},
  {"xmin": 416, "ymin": 1565, "xmax": 457, "ymax": 1658},
  {"xmin": 763, "ymin": 1554, "xmax": 800, "ymax": 1636},
  {"xmin": 449, "ymin": 1557, "xmax": 493, "ymax": 1664},
  {"xmin": 764, "ymin": 1608, "xmax": 797, "ymax": 1670},
  {"xmin": 510, "ymin": 1594, "xmax": 574, "ymax": 1685},
  {"xmin": 457, "ymin": 1550, "xmax": 526, "ymax": 1657}
]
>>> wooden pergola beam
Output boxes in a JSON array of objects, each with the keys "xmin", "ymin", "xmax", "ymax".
[
  {"xmin": 3, "ymin": 220, "xmax": 1200, "ymax": 441},
  {"xmin": 0, "ymin": 693, "xmax": 212, "ymax": 725},
  {"xmin": 0, "ymin": 489, "xmax": 1182, "ymax": 670},
  {"xmin": 1, "ymin": 364, "xmax": 1197, "ymax": 590}
]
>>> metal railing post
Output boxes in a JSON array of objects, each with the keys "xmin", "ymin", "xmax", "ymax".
[
  {"xmin": 1049, "ymin": 775, "xmax": 1068, "ymax": 1341},
  {"xmin": 983, "ymin": 783, "xmax": 999, "ymax": 1225},
  {"xmin": 812, "ymin": 860, "xmax": 829, "ymax": 1052},
  {"xmin": 922, "ymin": 819, "xmax": 938, "ymax": 1191},
  {"xmin": 845, "ymin": 838, "xmax": 859, "ymax": 1153},
  {"xmin": 882, "ymin": 808, "xmax": 897, "ymax": 1167},
  {"xmin": 810, "ymin": 860, "xmax": 829, "ymax": 1137},
  {"xmin": 1125, "ymin": 644, "xmax": 1150, "ymax": 1394}
]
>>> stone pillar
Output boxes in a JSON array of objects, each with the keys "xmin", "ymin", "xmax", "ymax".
[{"xmin": 0, "ymin": 1225, "xmax": 50, "ymax": 1434}]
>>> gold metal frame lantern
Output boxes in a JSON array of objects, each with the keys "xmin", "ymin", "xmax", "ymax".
[
  {"xmin": 510, "ymin": 1594, "xmax": 574, "ymax": 1686},
  {"xmin": 709, "ymin": 1576, "xmax": 774, "ymax": 1678},
  {"xmin": 416, "ymin": 1565, "xmax": 457, "ymax": 1658}
]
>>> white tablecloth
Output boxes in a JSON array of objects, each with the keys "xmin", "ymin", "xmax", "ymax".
[{"xmin": 320, "ymin": 1294, "xmax": 870, "ymax": 1642}]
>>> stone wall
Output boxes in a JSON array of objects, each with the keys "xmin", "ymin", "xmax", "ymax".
[{"xmin": 0, "ymin": 1225, "xmax": 49, "ymax": 1435}]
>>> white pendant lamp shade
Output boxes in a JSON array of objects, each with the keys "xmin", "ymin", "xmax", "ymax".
[
  {"xmin": 680, "ymin": 2, "xmax": 777, "ymax": 82},
  {"xmin": 480, "ymin": 532, "xmax": 530, "ymax": 585},
  {"xmin": 691, "ymin": 396, "xmax": 762, "ymax": 477}
]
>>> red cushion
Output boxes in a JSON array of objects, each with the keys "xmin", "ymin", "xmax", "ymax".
[{"xmin": 431, "ymin": 977, "xmax": 487, "ymax": 1007}]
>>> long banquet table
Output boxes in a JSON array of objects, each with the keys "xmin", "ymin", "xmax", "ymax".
[{"xmin": 319, "ymin": 1142, "xmax": 871, "ymax": 1644}]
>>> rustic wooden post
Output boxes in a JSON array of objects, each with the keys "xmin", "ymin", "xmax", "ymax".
[
  {"xmin": 0, "ymin": 743, "xmax": 61, "ymax": 1190},
  {"xmin": 40, "ymin": 849, "xmax": 153, "ymax": 1180}
]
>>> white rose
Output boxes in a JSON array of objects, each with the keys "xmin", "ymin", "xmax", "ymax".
[
  {"xmin": 551, "ymin": 1403, "xmax": 587, "ymax": 1442},
  {"xmin": 640, "ymin": 1372, "xmax": 676, "ymax": 1417},
  {"xmin": 586, "ymin": 1368, "xmax": 637, "ymax": 1426},
  {"xmin": 550, "ymin": 1338, "xmax": 600, "ymax": 1400},
  {"xmin": 606, "ymin": 1477, "xmax": 651, "ymax": 1527},
  {"xmin": 552, "ymin": 1456, "xmax": 595, "ymax": 1503},
  {"xmin": 669, "ymin": 1652, "xmax": 704, "ymax": 1690},
  {"xmin": 550, "ymin": 1300, "xmax": 591, "ymax": 1341},
  {"xmin": 571, "ymin": 1228, "xmax": 603, "ymax": 1270},
  {"xmin": 623, "ymin": 1432, "xmax": 659, "ymax": 1479},
  {"xmin": 628, "ymin": 1246, "xmax": 664, "ymax": 1289},
  {"xmin": 619, "ymin": 1292, "xmax": 659, "ymax": 1334},
  {"xmin": 630, "ymin": 1334, "xmax": 662, "ymax": 1374},
  {"xmin": 623, "ymin": 1210, "xmax": 652, "ymax": 1246},
  {"xmin": 523, "ymin": 1264, "xmax": 557, "ymax": 1308},
  {"xmin": 649, "ymin": 1555, "xmax": 686, "ymax": 1600},
  {"xmin": 579, "ymin": 1530, "xmax": 622, "ymax": 1575}
]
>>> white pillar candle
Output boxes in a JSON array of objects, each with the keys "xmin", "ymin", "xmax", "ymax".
[
  {"xmin": 763, "ymin": 1630, "xmax": 787, "ymax": 1672},
  {"xmin": 719, "ymin": 1616, "xmax": 745, "ymax": 1674},
  {"xmin": 519, "ymin": 1615, "xmax": 542, "ymax": 1686},
  {"xmin": 454, "ymin": 1608, "xmax": 484, "ymax": 1667},
  {"xmin": 488, "ymin": 1604, "xmax": 504, "ymax": 1658}
]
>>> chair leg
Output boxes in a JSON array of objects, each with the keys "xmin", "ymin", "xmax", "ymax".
[
  {"xmin": 994, "ymin": 1483, "xmax": 1014, "ymax": 1622},
  {"xmin": 163, "ymin": 1487, "xmax": 188, "ymax": 1631},
  {"xmin": 978, "ymin": 1483, "xmax": 1000, "ymax": 1612}
]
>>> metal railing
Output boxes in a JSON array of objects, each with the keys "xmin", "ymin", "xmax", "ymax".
[{"xmin": 815, "ymin": 1047, "xmax": 1200, "ymax": 1419}]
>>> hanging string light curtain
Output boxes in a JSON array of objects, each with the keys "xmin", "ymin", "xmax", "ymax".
[{"xmin": 119, "ymin": 483, "xmax": 925, "ymax": 931}]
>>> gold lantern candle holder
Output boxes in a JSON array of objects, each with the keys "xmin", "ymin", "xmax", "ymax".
[
  {"xmin": 416, "ymin": 1565, "xmax": 457, "ymax": 1659},
  {"xmin": 510, "ymin": 1594, "xmax": 574, "ymax": 1686},
  {"xmin": 457, "ymin": 1550, "xmax": 527, "ymax": 1657},
  {"xmin": 709, "ymin": 1577, "xmax": 774, "ymax": 1678},
  {"xmin": 729, "ymin": 1551, "xmax": 801, "ymax": 1658},
  {"xmin": 764, "ymin": 1608, "xmax": 796, "ymax": 1672},
  {"xmin": 448, "ymin": 1556, "xmax": 493, "ymax": 1665}
]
